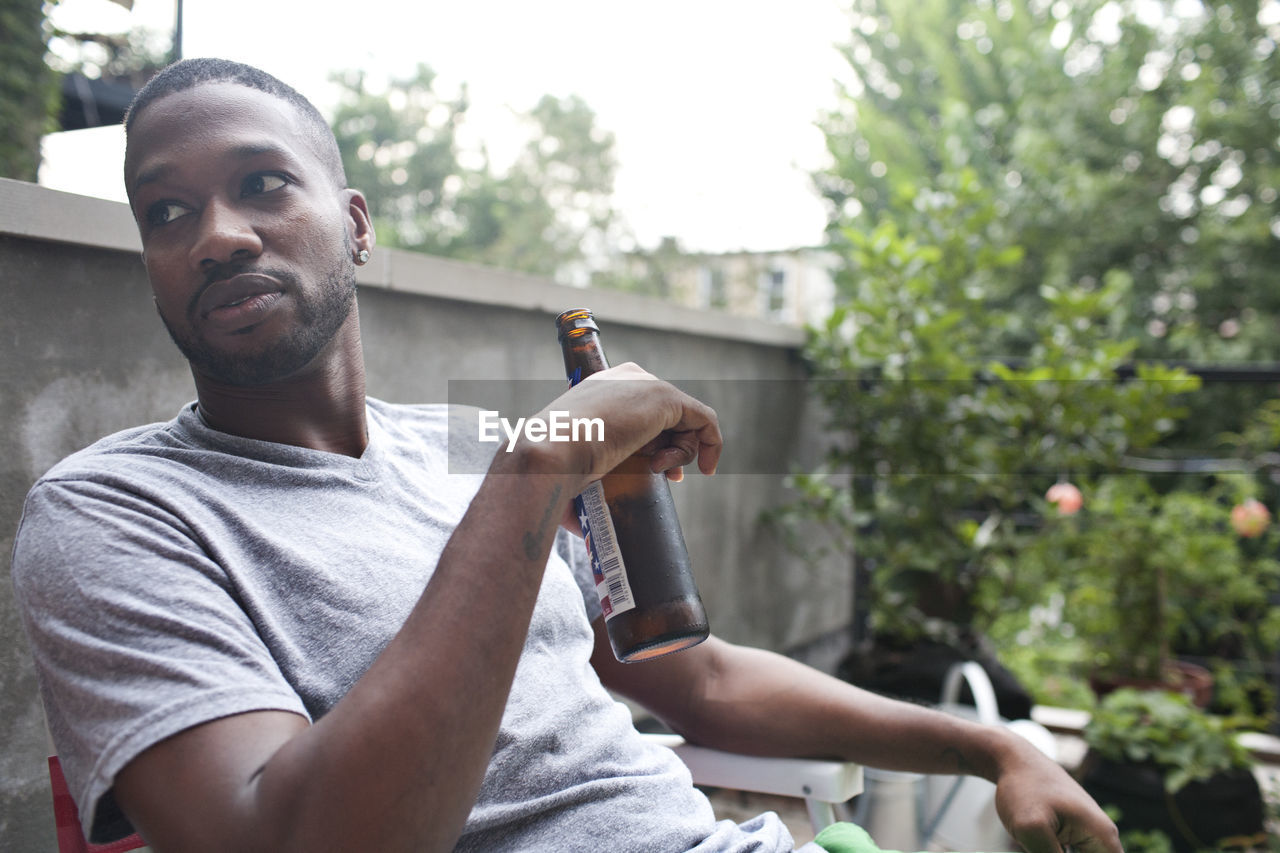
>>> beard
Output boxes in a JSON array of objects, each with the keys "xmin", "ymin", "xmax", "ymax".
[{"xmin": 161, "ymin": 257, "xmax": 358, "ymax": 387}]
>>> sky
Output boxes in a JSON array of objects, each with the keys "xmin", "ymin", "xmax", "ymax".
[{"xmin": 39, "ymin": 0, "xmax": 854, "ymax": 253}]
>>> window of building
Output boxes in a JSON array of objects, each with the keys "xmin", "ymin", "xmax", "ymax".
[
  {"xmin": 699, "ymin": 266, "xmax": 727, "ymax": 309},
  {"xmin": 762, "ymin": 267, "xmax": 787, "ymax": 318}
]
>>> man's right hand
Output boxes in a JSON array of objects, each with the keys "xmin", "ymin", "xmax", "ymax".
[{"xmin": 534, "ymin": 362, "xmax": 722, "ymax": 494}]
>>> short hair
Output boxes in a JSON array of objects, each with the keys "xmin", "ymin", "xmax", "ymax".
[{"xmin": 124, "ymin": 57, "xmax": 347, "ymax": 187}]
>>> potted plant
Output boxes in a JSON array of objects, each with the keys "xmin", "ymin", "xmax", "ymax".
[
  {"xmin": 1080, "ymin": 688, "xmax": 1266, "ymax": 853},
  {"xmin": 1031, "ymin": 474, "xmax": 1280, "ymax": 712}
]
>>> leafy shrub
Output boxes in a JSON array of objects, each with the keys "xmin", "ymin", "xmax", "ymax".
[{"xmin": 1084, "ymin": 689, "xmax": 1253, "ymax": 794}]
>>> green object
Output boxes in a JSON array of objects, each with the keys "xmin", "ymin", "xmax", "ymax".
[
  {"xmin": 812, "ymin": 822, "xmax": 892, "ymax": 853},
  {"xmin": 811, "ymin": 821, "xmax": 998, "ymax": 853}
]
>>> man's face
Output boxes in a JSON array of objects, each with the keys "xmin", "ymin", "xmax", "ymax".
[{"xmin": 124, "ymin": 83, "xmax": 366, "ymax": 386}]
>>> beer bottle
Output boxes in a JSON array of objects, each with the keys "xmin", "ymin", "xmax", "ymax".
[{"xmin": 555, "ymin": 308, "xmax": 710, "ymax": 662}]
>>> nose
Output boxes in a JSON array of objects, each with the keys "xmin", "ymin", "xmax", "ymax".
[{"xmin": 189, "ymin": 198, "xmax": 263, "ymax": 269}]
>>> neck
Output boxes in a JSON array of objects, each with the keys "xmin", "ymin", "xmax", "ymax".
[{"xmin": 192, "ymin": 316, "xmax": 370, "ymax": 457}]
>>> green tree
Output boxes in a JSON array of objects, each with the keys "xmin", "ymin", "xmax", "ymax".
[
  {"xmin": 1, "ymin": 0, "xmax": 59, "ymax": 180},
  {"xmin": 330, "ymin": 65, "xmax": 469, "ymax": 257},
  {"xmin": 594, "ymin": 236, "xmax": 686, "ymax": 299},
  {"xmin": 45, "ymin": 17, "xmax": 171, "ymax": 88},
  {"xmin": 819, "ymin": 0, "xmax": 1280, "ymax": 364},
  {"xmin": 445, "ymin": 94, "xmax": 622, "ymax": 281},
  {"xmin": 787, "ymin": 172, "xmax": 1197, "ymax": 648},
  {"xmin": 331, "ymin": 68, "xmax": 624, "ymax": 282},
  {"xmin": 796, "ymin": 0, "xmax": 1280, "ymax": 700}
]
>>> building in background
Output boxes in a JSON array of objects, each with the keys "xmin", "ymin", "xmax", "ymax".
[{"xmin": 607, "ymin": 240, "xmax": 837, "ymax": 328}]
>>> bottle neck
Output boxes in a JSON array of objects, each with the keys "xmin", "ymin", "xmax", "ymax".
[{"xmin": 561, "ymin": 330, "xmax": 610, "ymax": 384}]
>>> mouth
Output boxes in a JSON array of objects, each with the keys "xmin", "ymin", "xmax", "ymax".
[{"xmin": 196, "ymin": 273, "xmax": 286, "ymax": 330}]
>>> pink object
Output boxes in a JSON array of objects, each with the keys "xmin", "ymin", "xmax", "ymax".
[
  {"xmin": 47, "ymin": 756, "xmax": 145, "ymax": 853},
  {"xmin": 1231, "ymin": 499, "xmax": 1270, "ymax": 538},
  {"xmin": 1045, "ymin": 482, "xmax": 1083, "ymax": 515}
]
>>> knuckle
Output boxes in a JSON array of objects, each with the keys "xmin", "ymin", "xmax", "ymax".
[
  {"xmin": 1006, "ymin": 808, "xmax": 1052, "ymax": 838},
  {"xmin": 1096, "ymin": 820, "xmax": 1122, "ymax": 849}
]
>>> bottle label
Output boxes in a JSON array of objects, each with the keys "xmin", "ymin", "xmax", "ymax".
[{"xmin": 574, "ymin": 482, "xmax": 635, "ymax": 620}]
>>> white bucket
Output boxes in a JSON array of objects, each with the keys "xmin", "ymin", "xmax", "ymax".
[{"xmin": 853, "ymin": 767, "xmax": 926, "ymax": 851}]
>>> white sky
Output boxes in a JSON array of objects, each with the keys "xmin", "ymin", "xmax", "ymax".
[{"xmin": 39, "ymin": 0, "xmax": 853, "ymax": 253}]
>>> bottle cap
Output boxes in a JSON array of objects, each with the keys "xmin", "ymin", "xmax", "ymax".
[{"xmin": 556, "ymin": 308, "xmax": 599, "ymax": 341}]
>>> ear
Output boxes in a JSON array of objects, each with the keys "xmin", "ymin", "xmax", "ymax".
[{"xmin": 344, "ymin": 189, "xmax": 375, "ymax": 257}]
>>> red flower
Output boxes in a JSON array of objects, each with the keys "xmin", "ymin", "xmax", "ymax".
[
  {"xmin": 1046, "ymin": 482, "xmax": 1083, "ymax": 516},
  {"xmin": 1231, "ymin": 499, "xmax": 1270, "ymax": 538}
]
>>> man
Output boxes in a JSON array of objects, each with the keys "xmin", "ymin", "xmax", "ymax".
[{"xmin": 13, "ymin": 58, "xmax": 1121, "ymax": 853}]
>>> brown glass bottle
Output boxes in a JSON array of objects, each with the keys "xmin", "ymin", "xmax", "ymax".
[{"xmin": 556, "ymin": 308, "xmax": 710, "ymax": 662}]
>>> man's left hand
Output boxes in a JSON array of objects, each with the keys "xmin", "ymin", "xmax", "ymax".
[{"xmin": 993, "ymin": 742, "xmax": 1123, "ymax": 853}]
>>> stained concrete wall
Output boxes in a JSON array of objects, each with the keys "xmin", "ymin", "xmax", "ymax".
[{"xmin": 0, "ymin": 178, "xmax": 851, "ymax": 850}]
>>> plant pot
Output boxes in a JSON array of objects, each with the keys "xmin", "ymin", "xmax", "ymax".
[
  {"xmin": 838, "ymin": 635, "xmax": 1033, "ymax": 721},
  {"xmin": 1079, "ymin": 755, "xmax": 1266, "ymax": 853},
  {"xmin": 1089, "ymin": 660, "xmax": 1215, "ymax": 708}
]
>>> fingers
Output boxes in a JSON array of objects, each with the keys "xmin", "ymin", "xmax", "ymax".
[
  {"xmin": 645, "ymin": 427, "xmax": 720, "ymax": 477},
  {"xmin": 573, "ymin": 364, "xmax": 722, "ymax": 478},
  {"xmin": 1071, "ymin": 833, "xmax": 1124, "ymax": 853},
  {"xmin": 1009, "ymin": 820, "xmax": 1065, "ymax": 853},
  {"xmin": 998, "ymin": 786, "xmax": 1123, "ymax": 853},
  {"xmin": 560, "ymin": 500, "xmax": 584, "ymax": 537},
  {"xmin": 1060, "ymin": 814, "xmax": 1124, "ymax": 853}
]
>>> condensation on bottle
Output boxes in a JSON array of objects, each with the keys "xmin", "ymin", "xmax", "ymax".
[{"xmin": 555, "ymin": 308, "xmax": 710, "ymax": 662}]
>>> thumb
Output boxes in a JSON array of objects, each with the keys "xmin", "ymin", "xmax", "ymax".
[{"xmin": 1012, "ymin": 824, "xmax": 1064, "ymax": 853}]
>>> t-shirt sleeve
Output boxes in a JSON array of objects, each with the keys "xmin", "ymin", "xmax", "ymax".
[
  {"xmin": 12, "ymin": 477, "xmax": 308, "ymax": 843},
  {"xmin": 554, "ymin": 527, "xmax": 601, "ymax": 623}
]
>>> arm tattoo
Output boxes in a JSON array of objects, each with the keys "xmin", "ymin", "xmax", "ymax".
[
  {"xmin": 942, "ymin": 746, "xmax": 977, "ymax": 776},
  {"xmin": 522, "ymin": 484, "xmax": 562, "ymax": 561}
]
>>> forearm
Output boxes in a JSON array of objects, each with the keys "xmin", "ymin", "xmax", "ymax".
[
  {"xmin": 648, "ymin": 641, "xmax": 1120, "ymax": 853},
  {"xmin": 260, "ymin": 448, "xmax": 575, "ymax": 851},
  {"xmin": 673, "ymin": 641, "xmax": 1020, "ymax": 782}
]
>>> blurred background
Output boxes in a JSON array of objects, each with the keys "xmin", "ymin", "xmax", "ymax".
[
  {"xmin": 6, "ymin": 1, "xmax": 1280, "ymax": 850},
  {"xmin": 31, "ymin": 0, "xmax": 847, "ymax": 257}
]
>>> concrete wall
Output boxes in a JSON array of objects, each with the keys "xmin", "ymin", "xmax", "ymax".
[{"xmin": 0, "ymin": 178, "xmax": 851, "ymax": 850}]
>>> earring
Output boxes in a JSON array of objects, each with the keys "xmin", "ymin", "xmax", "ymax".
[{"xmin": 356, "ymin": 249, "xmax": 371, "ymax": 265}]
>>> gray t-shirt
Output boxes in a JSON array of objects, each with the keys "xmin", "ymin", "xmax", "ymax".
[{"xmin": 13, "ymin": 399, "xmax": 795, "ymax": 851}]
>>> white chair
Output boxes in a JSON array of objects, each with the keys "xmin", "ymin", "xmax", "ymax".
[{"xmin": 642, "ymin": 733, "xmax": 865, "ymax": 833}]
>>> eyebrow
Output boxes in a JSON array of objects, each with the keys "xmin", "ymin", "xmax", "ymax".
[{"xmin": 131, "ymin": 142, "xmax": 298, "ymax": 194}]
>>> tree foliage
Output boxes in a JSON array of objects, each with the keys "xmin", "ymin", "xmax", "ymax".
[
  {"xmin": 794, "ymin": 0, "xmax": 1280, "ymax": 698},
  {"xmin": 330, "ymin": 66, "xmax": 622, "ymax": 282},
  {"xmin": 331, "ymin": 65, "xmax": 467, "ymax": 257},
  {"xmin": 819, "ymin": 0, "xmax": 1280, "ymax": 363},
  {"xmin": 45, "ymin": 15, "xmax": 172, "ymax": 87},
  {"xmin": 4, "ymin": 0, "xmax": 170, "ymax": 181},
  {"xmin": 0, "ymin": 0, "xmax": 59, "ymax": 181},
  {"xmin": 789, "ymin": 173, "xmax": 1198, "ymax": 645}
]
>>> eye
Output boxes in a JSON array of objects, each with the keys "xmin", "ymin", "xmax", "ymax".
[
  {"xmin": 242, "ymin": 173, "xmax": 288, "ymax": 196},
  {"xmin": 144, "ymin": 201, "xmax": 192, "ymax": 227}
]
